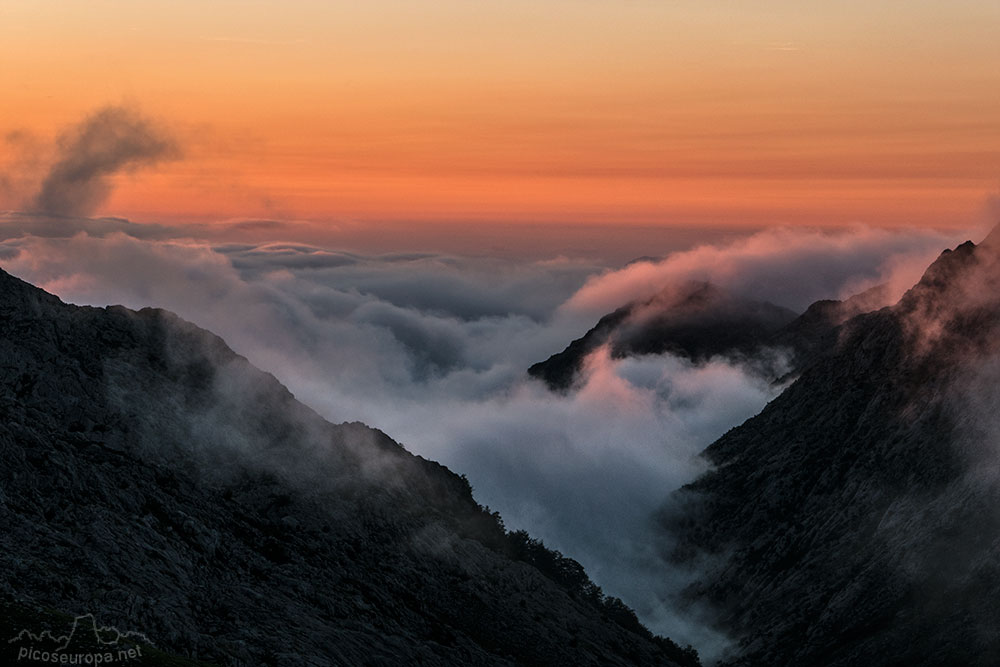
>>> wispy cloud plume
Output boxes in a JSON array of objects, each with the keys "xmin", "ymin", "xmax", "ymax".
[{"xmin": 32, "ymin": 106, "xmax": 178, "ymax": 217}]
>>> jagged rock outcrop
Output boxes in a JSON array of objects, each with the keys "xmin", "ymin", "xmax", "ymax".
[
  {"xmin": 664, "ymin": 234, "xmax": 1000, "ymax": 666},
  {"xmin": 0, "ymin": 268, "xmax": 696, "ymax": 667}
]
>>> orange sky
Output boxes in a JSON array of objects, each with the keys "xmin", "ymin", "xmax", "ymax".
[{"xmin": 2, "ymin": 1, "xmax": 999, "ymax": 234}]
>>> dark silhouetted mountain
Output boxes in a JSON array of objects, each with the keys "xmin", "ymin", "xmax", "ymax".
[
  {"xmin": 0, "ymin": 268, "xmax": 696, "ymax": 667},
  {"xmin": 528, "ymin": 282, "xmax": 798, "ymax": 390},
  {"xmin": 663, "ymin": 233, "xmax": 1000, "ymax": 666},
  {"xmin": 529, "ymin": 281, "xmax": 894, "ymax": 391}
]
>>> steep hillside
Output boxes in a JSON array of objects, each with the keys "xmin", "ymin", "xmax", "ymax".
[
  {"xmin": 0, "ymin": 268, "xmax": 695, "ymax": 667},
  {"xmin": 664, "ymin": 236, "xmax": 1000, "ymax": 666}
]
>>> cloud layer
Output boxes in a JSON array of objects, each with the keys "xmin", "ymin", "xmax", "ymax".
[{"xmin": 0, "ymin": 219, "xmax": 976, "ymax": 658}]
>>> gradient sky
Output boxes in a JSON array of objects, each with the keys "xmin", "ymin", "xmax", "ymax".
[{"xmin": 2, "ymin": 1, "xmax": 999, "ymax": 236}]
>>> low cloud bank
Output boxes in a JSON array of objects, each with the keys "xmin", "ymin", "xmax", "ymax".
[{"xmin": 564, "ymin": 226, "xmax": 964, "ymax": 317}]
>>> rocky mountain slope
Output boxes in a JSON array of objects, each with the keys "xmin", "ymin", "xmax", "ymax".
[
  {"xmin": 0, "ymin": 268, "xmax": 697, "ymax": 666},
  {"xmin": 664, "ymin": 233, "xmax": 1000, "ymax": 666}
]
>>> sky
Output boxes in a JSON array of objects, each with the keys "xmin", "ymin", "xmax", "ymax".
[{"xmin": 2, "ymin": 0, "xmax": 999, "ymax": 251}]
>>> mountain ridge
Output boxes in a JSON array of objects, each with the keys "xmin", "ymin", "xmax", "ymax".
[
  {"xmin": 528, "ymin": 281, "xmax": 799, "ymax": 391},
  {"xmin": 663, "ymin": 232, "xmax": 1000, "ymax": 666}
]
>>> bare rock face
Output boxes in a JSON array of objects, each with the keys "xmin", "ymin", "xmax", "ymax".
[
  {"xmin": 0, "ymin": 268, "xmax": 695, "ymax": 666},
  {"xmin": 665, "ymin": 235, "xmax": 1000, "ymax": 667}
]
